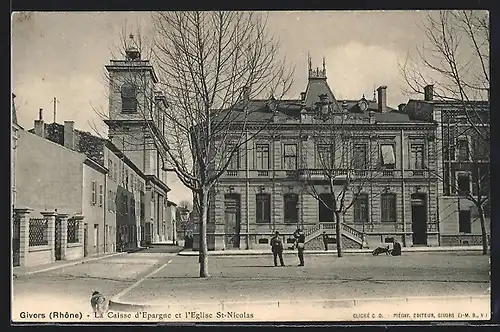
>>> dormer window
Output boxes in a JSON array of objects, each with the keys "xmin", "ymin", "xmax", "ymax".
[{"xmin": 121, "ymin": 83, "xmax": 137, "ymax": 112}]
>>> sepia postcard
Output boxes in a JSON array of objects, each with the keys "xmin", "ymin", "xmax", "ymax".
[{"xmin": 11, "ymin": 10, "xmax": 491, "ymax": 324}]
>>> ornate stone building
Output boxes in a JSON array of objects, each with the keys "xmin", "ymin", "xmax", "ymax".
[{"xmin": 193, "ymin": 60, "xmax": 440, "ymax": 250}]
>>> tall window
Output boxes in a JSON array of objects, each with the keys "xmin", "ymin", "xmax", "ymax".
[
  {"xmin": 354, "ymin": 193, "xmax": 369, "ymax": 223},
  {"xmin": 284, "ymin": 194, "xmax": 299, "ymax": 224},
  {"xmin": 121, "ymin": 83, "xmax": 137, "ymax": 112},
  {"xmin": 113, "ymin": 163, "xmax": 117, "ymax": 181},
  {"xmin": 410, "ymin": 144, "xmax": 425, "ymax": 169},
  {"xmin": 317, "ymin": 144, "xmax": 334, "ymax": 168},
  {"xmin": 255, "ymin": 144, "xmax": 270, "ymax": 170},
  {"xmin": 256, "ymin": 193, "xmax": 271, "ymax": 223},
  {"xmin": 91, "ymin": 181, "xmax": 97, "ymax": 205},
  {"xmin": 283, "ymin": 144, "xmax": 297, "ymax": 170},
  {"xmin": 99, "ymin": 184, "xmax": 103, "ymax": 208},
  {"xmin": 380, "ymin": 144, "xmax": 396, "ymax": 169},
  {"xmin": 125, "ymin": 169, "xmax": 129, "ymax": 189},
  {"xmin": 227, "ymin": 144, "xmax": 240, "ymax": 170},
  {"xmin": 459, "ymin": 210, "xmax": 471, "ymax": 233},
  {"xmin": 381, "ymin": 193, "xmax": 396, "ymax": 222},
  {"xmin": 108, "ymin": 160, "xmax": 113, "ymax": 179},
  {"xmin": 352, "ymin": 144, "xmax": 368, "ymax": 169},
  {"xmin": 457, "ymin": 173, "xmax": 470, "ymax": 194},
  {"xmin": 457, "ymin": 138, "xmax": 469, "ymax": 161}
]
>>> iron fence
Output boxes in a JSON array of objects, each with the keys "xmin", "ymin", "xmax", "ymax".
[
  {"xmin": 29, "ymin": 218, "xmax": 48, "ymax": 246},
  {"xmin": 67, "ymin": 219, "xmax": 79, "ymax": 243}
]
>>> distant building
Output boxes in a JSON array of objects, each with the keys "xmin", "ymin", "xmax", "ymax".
[
  {"xmin": 192, "ymin": 59, "xmax": 441, "ymax": 251},
  {"xmin": 104, "ymin": 35, "xmax": 171, "ymax": 244},
  {"xmin": 403, "ymin": 85, "xmax": 490, "ymax": 246}
]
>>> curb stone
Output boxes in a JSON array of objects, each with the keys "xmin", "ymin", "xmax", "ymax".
[{"xmin": 177, "ymin": 247, "xmax": 483, "ymax": 256}]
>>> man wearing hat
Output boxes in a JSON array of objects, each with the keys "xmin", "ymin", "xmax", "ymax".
[
  {"xmin": 270, "ymin": 231, "xmax": 285, "ymax": 267},
  {"xmin": 296, "ymin": 229, "xmax": 306, "ymax": 266}
]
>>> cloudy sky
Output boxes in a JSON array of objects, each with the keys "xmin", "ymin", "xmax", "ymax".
[{"xmin": 12, "ymin": 11, "xmax": 433, "ymax": 203}]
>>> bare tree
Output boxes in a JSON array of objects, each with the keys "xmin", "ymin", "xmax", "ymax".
[
  {"xmin": 399, "ymin": 10, "xmax": 490, "ymax": 254},
  {"xmin": 299, "ymin": 106, "xmax": 380, "ymax": 257},
  {"xmin": 100, "ymin": 12, "xmax": 294, "ymax": 277}
]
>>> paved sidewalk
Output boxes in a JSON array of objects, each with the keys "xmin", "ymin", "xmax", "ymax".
[
  {"xmin": 12, "ymin": 252, "xmax": 126, "ymax": 277},
  {"xmin": 178, "ymin": 245, "xmax": 483, "ymax": 256}
]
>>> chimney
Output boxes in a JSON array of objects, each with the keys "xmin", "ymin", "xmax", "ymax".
[
  {"xmin": 242, "ymin": 86, "xmax": 251, "ymax": 101},
  {"xmin": 377, "ymin": 86, "xmax": 387, "ymax": 112},
  {"xmin": 300, "ymin": 92, "xmax": 306, "ymax": 101},
  {"xmin": 424, "ymin": 85, "xmax": 433, "ymax": 101},
  {"xmin": 34, "ymin": 108, "xmax": 45, "ymax": 138},
  {"xmin": 64, "ymin": 121, "xmax": 75, "ymax": 150},
  {"xmin": 398, "ymin": 103, "xmax": 406, "ymax": 112}
]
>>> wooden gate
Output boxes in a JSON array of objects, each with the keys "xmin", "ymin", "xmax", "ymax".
[
  {"xmin": 54, "ymin": 218, "xmax": 62, "ymax": 260},
  {"xmin": 12, "ymin": 214, "xmax": 20, "ymax": 267}
]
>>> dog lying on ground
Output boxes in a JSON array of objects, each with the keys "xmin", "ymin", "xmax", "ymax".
[
  {"xmin": 372, "ymin": 245, "xmax": 391, "ymax": 256},
  {"xmin": 90, "ymin": 291, "xmax": 109, "ymax": 318}
]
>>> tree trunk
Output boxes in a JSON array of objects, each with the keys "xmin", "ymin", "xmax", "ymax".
[
  {"xmin": 478, "ymin": 205, "xmax": 488, "ymax": 255},
  {"xmin": 335, "ymin": 211, "xmax": 343, "ymax": 257},
  {"xmin": 198, "ymin": 188, "xmax": 209, "ymax": 277}
]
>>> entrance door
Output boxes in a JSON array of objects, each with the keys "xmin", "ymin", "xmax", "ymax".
[
  {"xmin": 54, "ymin": 218, "xmax": 62, "ymax": 260},
  {"xmin": 224, "ymin": 194, "xmax": 241, "ymax": 248},
  {"xmin": 411, "ymin": 193, "xmax": 428, "ymax": 245},
  {"xmin": 12, "ymin": 214, "xmax": 20, "ymax": 267},
  {"xmin": 83, "ymin": 224, "xmax": 88, "ymax": 257}
]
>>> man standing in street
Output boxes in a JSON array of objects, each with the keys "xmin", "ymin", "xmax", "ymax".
[
  {"xmin": 296, "ymin": 229, "xmax": 305, "ymax": 266},
  {"xmin": 270, "ymin": 231, "xmax": 285, "ymax": 267},
  {"xmin": 322, "ymin": 231, "xmax": 329, "ymax": 251}
]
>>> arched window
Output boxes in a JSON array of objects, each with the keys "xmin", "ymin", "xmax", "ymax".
[{"xmin": 121, "ymin": 83, "xmax": 137, "ymax": 112}]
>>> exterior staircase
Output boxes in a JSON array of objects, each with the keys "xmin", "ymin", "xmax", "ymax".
[{"xmin": 304, "ymin": 222, "xmax": 368, "ymax": 249}]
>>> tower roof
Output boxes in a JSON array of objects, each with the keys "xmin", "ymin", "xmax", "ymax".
[{"xmin": 303, "ymin": 56, "xmax": 341, "ymax": 111}]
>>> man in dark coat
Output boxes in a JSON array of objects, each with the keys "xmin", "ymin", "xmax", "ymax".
[
  {"xmin": 270, "ymin": 231, "xmax": 285, "ymax": 266},
  {"xmin": 391, "ymin": 239, "xmax": 402, "ymax": 256},
  {"xmin": 322, "ymin": 231, "xmax": 329, "ymax": 251},
  {"xmin": 296, "ymin": 229, "xmax": 305, "ymax": 266}
]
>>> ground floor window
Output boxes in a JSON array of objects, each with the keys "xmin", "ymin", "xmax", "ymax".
[
  {"xmin": 354, "ymin": 193, "xmax": 369, "ymax": 223},
  {"xmin": 459, "ymin": 210, "xmax": 471, "ymax": 233},
  {"xmin": 381, "ymin": 193, "xmax": 396, "ymax": 222},
  {"xmin": 284, "ymin": 194, "xmax": 299, "ymax": 224},
  {"xmin": 256, "ymin": 193, "xmax": 271, "ymax": 223}
]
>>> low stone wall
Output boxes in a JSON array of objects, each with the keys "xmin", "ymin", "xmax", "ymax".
[
  {"xmin": 440, "ymin": 235, "xmax": 490, "ymax": 246},
  {"xmin": 66, "ymin": 243, "xmax": 84, "ymax": 260},
  {"xmin": 27, "ymin": 246, "xmax": 52, "ymax": 267}
]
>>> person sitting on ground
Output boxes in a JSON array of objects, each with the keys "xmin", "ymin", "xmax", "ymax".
[{"xmin": 391, "ymin": 239, "xmax": 402, "ymax": 256}]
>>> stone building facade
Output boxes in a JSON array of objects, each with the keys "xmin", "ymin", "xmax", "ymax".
[
  {"xmin": 193, "ymin": 61, "xmax": 440, "ymax": 250},
  {"xmin": 403, "ymin": 86, "xmax": 490, "ymax": 246},
  {"xmin": 104, "ymin": 36, "xmax": 171, "ymax": 245}
]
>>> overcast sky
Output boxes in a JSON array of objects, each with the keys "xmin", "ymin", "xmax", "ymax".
[{"xmin": 12, "ymin": 11, "xmax": 433, "ymax": 203}]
